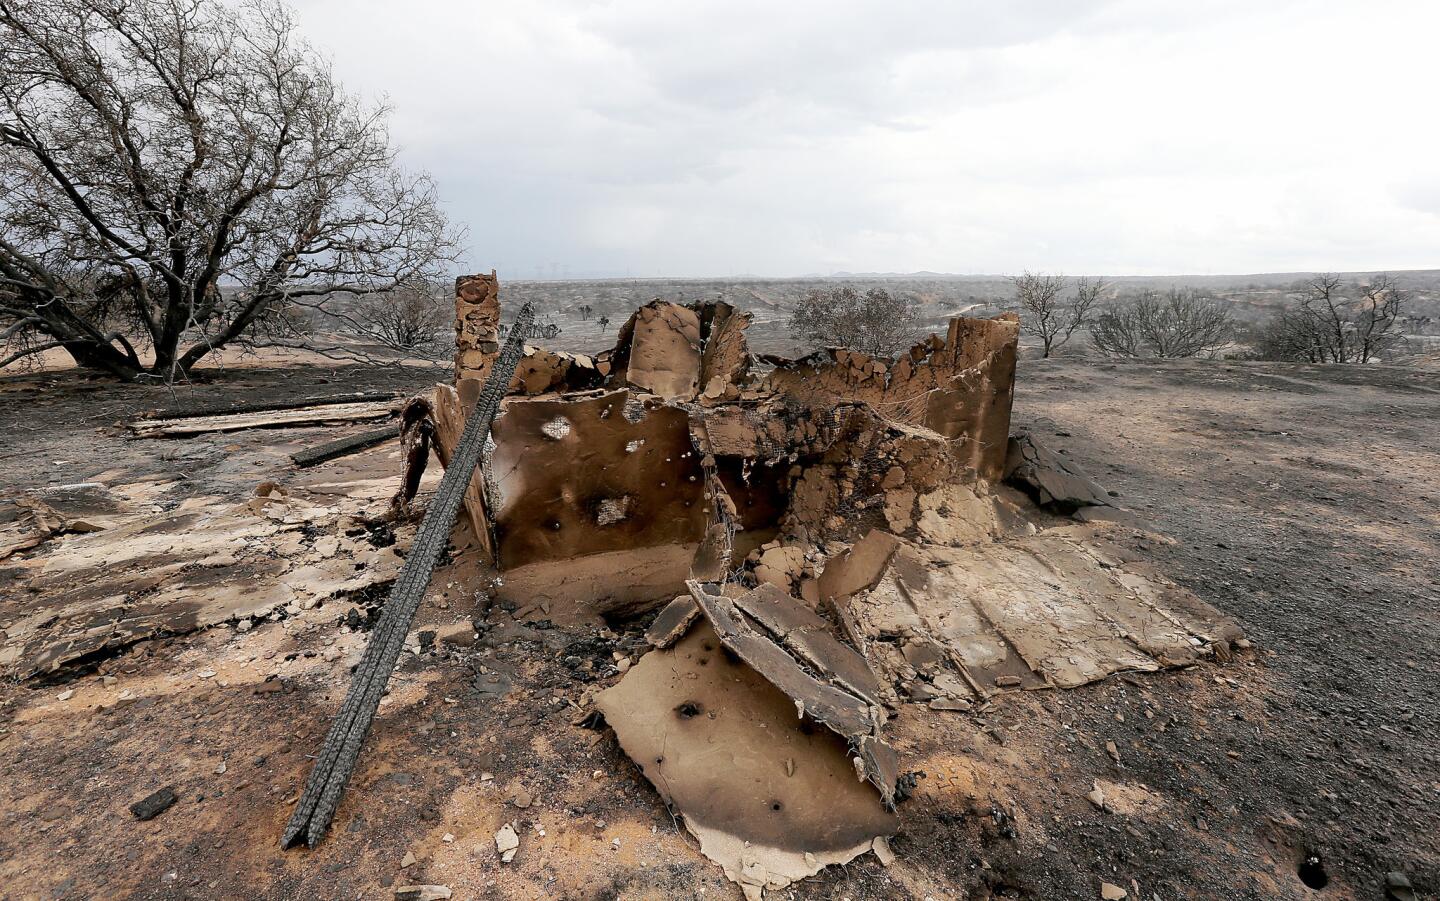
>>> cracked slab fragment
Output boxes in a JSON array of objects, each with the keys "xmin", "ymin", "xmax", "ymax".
[
  {"xmin": 645, "ymin": 595, "xmax": 701, "ymax": 648},
  {"xmin": 688, "ymin": 580, "xmax": 897, "ymax": 807},
  {"xmin": 847, "ymin": 530, "xmax": 1243, "ymax": 696},
  {"xmin": 595, "ymin": 621, "xmax": 896, "ymax": 899},
  {"xmin": 730, "ymin": 583, "xmax": 885, "ymax": 708},
  {"xmin": 1, "ymin": 483, "xmax": 132, "ymax": 560},
  {"xmin": 3, "ymin": 447, "xmax": 416, "ymax": 679},
  {"xmin": 817, "ymin": 530, "xmax": 901, "ymax": 602},
  {"xmin": 1003, "ymin": 431, "xmax": 1112, "ymax": 513}
]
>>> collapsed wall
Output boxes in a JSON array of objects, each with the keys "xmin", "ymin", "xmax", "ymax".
[{"xmin": 432, "ymin": 272, "xmax": 1021, "ymax": 617}]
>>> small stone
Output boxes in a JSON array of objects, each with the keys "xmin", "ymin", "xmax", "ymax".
[
  {"xmin": 1105, "ymin": 741, "xmax": 1121, "ymax": 764},
  {"xmin": 994, "ymin": 675, "xmax": 1022, "ymax": 688},
  {"xmin": 511, "ymin": 787, "xmax": 533, "ymax": 809},
  {"xmin": 442, "ymin": 832, "xmax": 454, "ymax": 843},
  {"xmin": 1386, "ymin": 872, "xmax": 1416, "ymax": 901},
  {"xmin": 56, "ymin": 689, "xmax": 74, "ymax": 701},
  {"xmin": 198, "ymin": 670, "xmax": 217, "ymax": 679},
  {"xmin": 394, "ymin": 886, "xmax": 452, "ymax": 901},
  {"xmin": 872, "ymin": 836, "xmax": 895, "ymax": 866},
  {"xmin": 617, "ymin": 658, "xmax": 631, "ymax": 673},
  {"xmin": 214, "ymin": 762, "xmax": 227, "ymax": 775},
  {"xmin": 1086, "ymin": 784, "xmax": 1106, "ymax": 810},
  {"xmin": 130, "ymin": 787, "xmax": 178, "ymax": 821},
  {"xmin": 495, "ymin": 824, "xmax": 519, "ymax": 862},
  {"xmin": 400, "ymin": 851, "xmax": 417, "ymax": 868},
  {"xmin": 236, "ymin": 619, "xmax": 252, "ymax": 633},
  {"xmin": 1100, "ymin": 882, "xmax": 1127, "ymax": 900},
  {"xmin": 929, "ymin": 697, "xmax": 972, "ymax": 712}
]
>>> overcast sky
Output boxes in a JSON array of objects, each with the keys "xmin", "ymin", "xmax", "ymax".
[{"xmin": 292, "ymin": 0, "xmax": 1440, "ymax": 279}]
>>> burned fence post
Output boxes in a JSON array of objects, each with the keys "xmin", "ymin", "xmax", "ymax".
[{"xmin": 281, "ymin": 303, "xmax": 535, "ymax": 850}]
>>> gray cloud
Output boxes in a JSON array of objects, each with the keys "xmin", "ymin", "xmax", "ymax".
[{"xmin": 294, "ymin": 0, "xmax": 1440, "ymax": 277}]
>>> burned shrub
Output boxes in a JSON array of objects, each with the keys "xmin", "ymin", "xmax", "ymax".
[{"xmin": 1090, "ymin": 288, "xmax": 1232, "ymax": 358}]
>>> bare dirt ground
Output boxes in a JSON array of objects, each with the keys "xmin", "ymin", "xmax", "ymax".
[{"xmin": 0, "ymin": 355, "xmax": 1436, "ymax": 901}]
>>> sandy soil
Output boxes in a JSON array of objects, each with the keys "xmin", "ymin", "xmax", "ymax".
[{"xmin": 0, "ymin": 355, "xmax": 1436, "ymax": 900}]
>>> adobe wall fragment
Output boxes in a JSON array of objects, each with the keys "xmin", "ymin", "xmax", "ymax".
[
  {"xmin": 698, "ymin": 302, "xmax": 752, "ymax": 401},
  {"xmin": 438, "ymin": 273, "xmax": 1025, "ymax": 611},
  {"xmin": 761, "ymin": 313, "xmax": 1020, "ymax": 481},
  {"xmin": 486, "ymin": 389, "xmax": 706, "ymax": 570},
  {"xmin": 616, "ymin": 301, "xmax": 703, "ymax": 401}
]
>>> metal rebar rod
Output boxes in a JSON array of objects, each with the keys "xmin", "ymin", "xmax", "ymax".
[{"xmin": 281, "ymin": 304, "xmax": 534, "ymax": 849}]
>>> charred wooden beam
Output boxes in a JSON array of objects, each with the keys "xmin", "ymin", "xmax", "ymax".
[
  {"xmin": 289, "ymin": 426, "xmax": 398, "ymax": 469},
  {"xmin": 147, "ymin": 391, "xmax": 401, "ymax": 421}
]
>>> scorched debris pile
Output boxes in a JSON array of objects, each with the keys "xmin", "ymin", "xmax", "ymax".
[{"xmin": 419, "ymin": 273, "xmax": 1242, "ymax": 898}]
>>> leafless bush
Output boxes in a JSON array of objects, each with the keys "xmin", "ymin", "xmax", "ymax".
[
  {"xmin": 1253, "ymin": 274, "xmax": 1407, "ymax": 363},
  {"xmin": 345, "ymin": 284, "xmax": 450, "ymax": 355},
  {"xmin": 1012, "ymin": 272, "xmax": 1103, "ymax": 358},
  {"xmin": 1090, "ymin": 289, "xmax": 1233, "ymax": 358},
  {"xmin": 789, "ymin": 285, "xmax": 918, "ymax": 359}
]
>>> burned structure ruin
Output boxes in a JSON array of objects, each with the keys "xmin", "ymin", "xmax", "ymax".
[{"xmin": 425, "ymin": 273, "xmax": 1243, "ymax": 898}]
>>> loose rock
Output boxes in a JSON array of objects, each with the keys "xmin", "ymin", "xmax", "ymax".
[
  {"xmin": 129, "ymin": 787, "xmax": 178, "ymax": 821},
  {"xmin": 495, "ymin": 824, "xmax": 519, "ymax": 863}
]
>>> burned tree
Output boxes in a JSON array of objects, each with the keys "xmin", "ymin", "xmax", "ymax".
[
  {"xmin": 1011, "ymin": 272, "xmax": 1102, "ymax": 358},
  {"xmin": 1090, "ymin": 288, "xmax": 1232, "ymax": 359},
  {"xmin": 1254, "ymin": 274, "xmax": 1408, "ymax": 363},
  {"xmin": 0, "ymin": 0, "xmax": 459, "ymax": 381},
  {"xmin": 789, "ymin": 285, "xmax": 918, "ymax": 359}
]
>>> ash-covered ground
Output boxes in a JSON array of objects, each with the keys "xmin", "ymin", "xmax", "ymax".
[{"xmin": 0, "ymin": 353, "xmax": 1435, "ymax": 900}]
